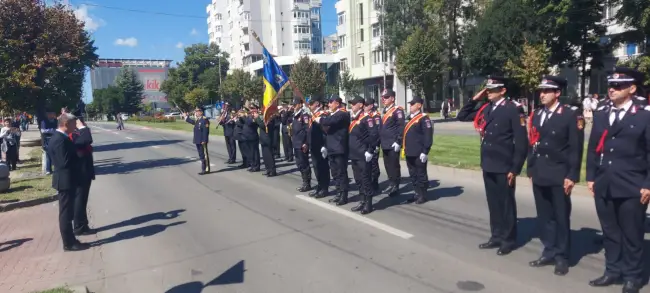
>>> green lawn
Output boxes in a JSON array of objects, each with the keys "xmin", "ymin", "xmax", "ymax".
[
  {"xmin": 1, "ymin": 148, "xmax": 55, "ymax": 202},
  {"xmin": 31, "ymin": 287, "xmax": 73, "ymax": 293}
]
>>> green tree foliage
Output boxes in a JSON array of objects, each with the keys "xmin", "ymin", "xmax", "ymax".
[
  {"xmin": 0, "ymin": 0, "xmax": 97, "ymax": 117},
  {"xmin": 91, "ymin": 86, "xmax": 124, "ymax": 116},
  {"xmin": 505, "ymin": 41, "xmax": 551, "ymax": 99},
  {"xmin": 290, "ymin": 56, "xmax": 326, "ymax": 98},
  {"xmin": 395, "ymin": 27, "xmax": 448, "ymax": 96},
  {"xmin": 613, "ymin": 0, "xmax": 650, "ymax": 45},
  {"xmin": 221, "ymin": 69, "xmax": 255, "ymax": 104},
  {"xmin": 339, "ymin": 69, "xmax": 363, "ymax": 97},
  {"xmin": 115, "ymin": 68, "xmax": 144, "ymax": 114},
  {"xmin": 465, "ymin": 0, "xmax": 545, "ymax": 75},
  {"xmin": 618, "ymin": 55, "xmax": 650, "ymax": 88},
  {"xmin": 243, "ymin": 76, "xmax": 265, "ymax": 104},
  {"xmin": 380, "ymin": 0, "xmax": 428, "ymax": 53},
  {"xmin": 184, "ymin": 88, "xmax": 210, "ymax": 107}
]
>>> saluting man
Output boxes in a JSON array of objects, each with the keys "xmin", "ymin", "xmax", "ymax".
[
  {"xmin": 379, "ymin": 89, "xmax": 406, "ymax": 197},
  {"xmin": 314, "ymin": 96, "xmax": 350, "ymax": 205},
  {"xmin": 586, "ymin": 67, "xmax": 650, "ymax": 293},
  {"xmin": 184, "ymin": 107, "xmax": 211, "ymax": 175},
  {"xmin": 457, "ymin": 76, "xmax": 528, "ymax": 256},
  {"xmin": 364, "ymin": 98, "xmax": 382, "ymax": 195},
  {"xmin": 402, "ymin": 96, "xmax": 433, "ymax": 205},
  {"xmin": 242, "ymin": 105, "xmax": 261, "ymax": 172},
  {"xmin": 307, "ymin": 97, "xmax": 331, "ymax": 198},
  {"xmin": 348, "ymin": 96, "xmax": 379, "ymax": 214},
  {"xmin": 526, "ymin": 76, "xmax": 584, "ymax": 276},
  {"xmin": 291, "ymin": 97, "xmax": 312, "ymax": 192},
  {"xmin": 219, "ymin": 108, "xmax": 237, "ymax": 164}
]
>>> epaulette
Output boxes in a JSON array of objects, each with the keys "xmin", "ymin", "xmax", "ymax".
[
  {"xmin": 596, "ymin": 105, "xmax": 608, "ymax": 111},
  {"xmin": 563, "ymin": 105, "xmax": 579, "ymax": 111},
  {"xmin": 636, "ymin": 96, "xmax": 647, "ymax": 100}
]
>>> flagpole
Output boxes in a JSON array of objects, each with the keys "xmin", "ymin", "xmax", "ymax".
[{"xmin": 251, "ymin": 31, "xmax": 304, "ymax": 103}]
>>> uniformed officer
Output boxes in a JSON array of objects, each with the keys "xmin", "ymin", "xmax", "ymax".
[
  {"xmin": 184, "ymin": 107, "xmax": 211, "ymax": 175},
  {"xmin": 347, "ymin": 96, "xmax": 379, "ymax": 214},
  {"xmin": 457, "ymin": 75, "xmax": 528, "ymax": 255},
  {"xmin": 307, "ymin": 97, "xmax": 331, "ymax": 198},
  {"xmin": 280, "ymin": 102, "xmax": 295, "ymax": 162},
  {"xmin": 219, "ymin": 109, "xmax": 237, "ymax": 164},
  {"xmin": 255, "ymin": 107, "xmax": 277, "ymax": 177},
  {"xmin": 272, "ymin": 111, "xmax": 282, "ymax": 159},
  {"xmin": 526, "ymin": 76, "xmax": 583, "ymax": 276},
  {"xmin": 379, "ymin": 89, "xmax": 406, "ymax": 197},
  {"xmin": 234, "ymin": 109, "xmax": 248, "ymax": 168},
  {"xmin": 314, "ymin": 95, "xmax": 350, "ymax": 205},
  {"xmin": 290, "ymin": 98, "xmax": 312, "ymax": 191},
  {"xmin": 364, "ymin": 98, "xmax": 382, "ymax": 195},
  {"xmin": 586, "ymin": 67, "xmax": 650, "ymax": 293},
  {"xmin": 241, "ymin": 105, "xmax": 261, "ymax": 172},
  {"xmin": 402, "ymin": 96, "xmax": 434, "ymax": 204}
]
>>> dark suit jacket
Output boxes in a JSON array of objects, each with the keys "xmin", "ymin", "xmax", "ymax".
[
  {"xmin": 71, "ymin": 127, "xmax": 96, "ymax": 182},
  {"xmin": 47, "ymin": 131, "xmax": 79, "ymax": 191}
]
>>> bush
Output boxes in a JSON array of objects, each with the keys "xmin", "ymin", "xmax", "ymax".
[{"xmin": 131, "ymin": 116, "xmax": 176, "ymax": 123}]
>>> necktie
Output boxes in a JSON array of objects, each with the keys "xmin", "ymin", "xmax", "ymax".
[
  {"xmin": 542, "ymin": 109, "xmax": 553, "ymax": 126},
  {"xmin": 611, "ymin": 108, "xmax": 622, "ymax": 126}
]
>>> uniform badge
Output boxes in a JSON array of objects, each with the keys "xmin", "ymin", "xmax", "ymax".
[
  {"xmin": 367, "ymin": 118, "xmax": 374, "ymax": 127},
  {"xmin": 519, "ymin": 114, "xmax": 526, "ymax": 126},
  {"xmin": 425, "ymin": 118, "xmax": 431, "ymax": 128},
  {"xmin": 375, "ymin": 117, "xmax": 380, "ymax": 124},
  {"xmin": 397, "ymin": 111, "xmax": 403, "ymax": 119},
  {"xmin": 577, "ymin": 116, "xmax": 585, "ymax": 130}
]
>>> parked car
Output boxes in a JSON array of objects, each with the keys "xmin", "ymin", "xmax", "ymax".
[
  {"xmin": 165, "ymin": 112, "xmax": 182, "ymax": 119},
  {"xmin": 120, "ymin": 113, "xmax": 129, "ymax": 121}
]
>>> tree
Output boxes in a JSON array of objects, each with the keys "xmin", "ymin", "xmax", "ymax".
[
  {"xmin": 92, "ymin": 86, "xmax": 124, "ymax": 116},
  {"xmin": 395, "ymin": 27, "xmax": 448, "ymax": 96},
  {"xmin": 0, "ymin": 0, "xmax": 97, "ymax": 119},
  {"xmin": 613, "ymin": 0, "xmax": 650, "ymax": 47},
  {"xmin": 290, "ymin": 56, "xmax": 326, "ymax": 98},
  {"xmin": 243, "ymin": 76, "xmax": 265, "ymax": 105},
  {"xmin": 618, "ymin": 55, "xmax": 650, "ymax": 88},
  {"xmin": 380, "ymin": 0, "xmax": 428, "ymax": 53},
  {"xmin": 221, "ymin": 69, "xmax": 254, "ymax": 104},
  {"xmin": 339, "ymin": 69, "xmax": 363, "ymax": 97},
  {"xmin": 115, "ymin": 68, "xmax": 144, "ymax": 114},
  {"xmin": 184, "ymin": 88, "xmax": 210, "ymax": 107},
  {"xmin": 505, "ymin": 41, "xmax": 551, "ymax": 101}
]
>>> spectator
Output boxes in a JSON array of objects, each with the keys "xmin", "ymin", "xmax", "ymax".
[
  {"xmin": 40, "ymin": 110, "xmax": 58, "ymax": 175},
  {"xmin": 0, "ymin": 118, "xmax": 20, "ymax": 170},
  {"xmin": 582, "ymin": 94, "xmax": 598, "ymax": 125}
]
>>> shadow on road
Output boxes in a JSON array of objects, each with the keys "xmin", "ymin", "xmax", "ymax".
[
  {"xmin": 90, "ymin": 221, "xmax": 186, "ymax": 247},
  {"xmin": 94, "ymin": 209, "xmax": 186, "ymax": 233},
  {"xmin": 95, "ymin": 157, "xmax": 196, "ymax": 175},
  {"xmin": 373, "ymin": 180, "xmax": 464, "ymax": 211},
  {"xmin": 165, "ymin": 260, "xmax": 246, "ymax": 293},
  {"xmin": 94, "ymin": 140, "xmax": 184, "ymax": 152},
  {"xmin": 0, "ymin": 238, "xmax": 33, "ymax": 253}
]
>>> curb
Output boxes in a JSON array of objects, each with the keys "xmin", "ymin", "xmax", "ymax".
[
  {"xmin": 70, "ymin": 286, "xmax": 89, "ymax": 293},
  {"xmin": 0, "ymin": 194, "xmax": 57, "ymax": 212}
]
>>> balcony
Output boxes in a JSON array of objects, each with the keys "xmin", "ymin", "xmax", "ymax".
[
  {"xmin": 292, "ymin": 2, "xmax": 310, "ymax": 12},
  {"xmin": 292, "ymin": 17, "xmax": 310, "ymax": 26}
]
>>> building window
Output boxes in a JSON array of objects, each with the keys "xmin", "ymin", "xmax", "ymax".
[
  {"xmin": 359, "ymin": 3, "xmax": 364, "ymax": 25},
  {"xmin": 337, "ymin": 12, "xmax": 346, "ymax": 25},
  {"xmin": 372, "ymin": 23, "xmax": 381, "ymax": 38},
  {"xmin": 338, "ymin": 34, "xmax": 346, "ymax": 48},
  {"xmin": 372, "ymin": 50, "xmax": 384, "ymax": 64},
  {"xmin": 341, "ymin": 58, "xmax": 348, "ymax": 71},
  {"xmin": 294, "ymin": 0, "xmax": 309, "ymax": 3},
  {"xmin": 358, "ymin": 54, "xmax": 365, "ymax": 67},
  {"xmin": 216, "ymin": 25, "xmax": 222, "ymax": 32},
  {"xmin": 216, "ymin": 13, "xmax": 222, "ymax": 20},
  {"xmin": 626, "ymin": 43, "xmax": 638, "ymax": 56},
  {"xmin": 294, "ymin": 25, "xmax": 310, "ymax": 34},
  {"xmin": 244, "ymin": 43, "xmax": 250, "ymax": 51},
  {"xmin": 243, "ymin": 11, "xmax": 251, "ymax": 20},
  {"xmin": 216, "ymin": 37, "xmax": 221, "ymax": 44},
  {"xmin": 294, "ymin": 40, "xmax": 311, "ymax": 50},
  {"xmin": 359, "ymin": 29, "xmax": 364, "ymax": 42},
  {"xmin": 312, "ymin": 8, "xmax": 320, "ymax": 15},
  {"xmin": 294, "ymin": 11, "xmax": 310, "ymax": 18}
]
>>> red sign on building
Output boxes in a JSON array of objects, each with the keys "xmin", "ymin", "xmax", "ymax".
[{"xmin": 146, "ymin": 79, "xmax": 160, "ymax": 91}]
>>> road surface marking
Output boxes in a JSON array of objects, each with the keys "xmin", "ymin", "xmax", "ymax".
[
  {"xmin": 295, "ymin": 194, "xmax": 414, "ymax": 240},
  {"xmin": 112, "ymin": 132, "xmax": 118, "ymax": 135},
  {"xmin": 210, "ymin": 163, "xmax": 215, "ymax": 167},
  {"xmin": 152, "ymin": 146, "xmax": 160, "ymax": 149},
  {"xmin": 125, "ymin": 137, "xmax": 133, "ymax": 140}
]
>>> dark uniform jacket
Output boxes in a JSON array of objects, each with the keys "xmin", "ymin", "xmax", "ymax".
[
  {"xmin": 70, "ymin": 126, "xmax": 95, "ymax": 182},
  {"xmin": 403, "ymin": 112, "xmax": 434, "ymax": 157},
  {"xmin": 241, "ymin": 116, "xmax": 259, "ymax": 142},
  {"xmin": 47, "ymin": 131, "xmax": 79, "ymax": 191},
  {"xmin": 526, "ymin": 104, "xmax": 583, "ymax": 186},
  {"xmin": 281, "ymin": 109, "xmax": 294, "ymax": 134},
  {"xmin": 308, "ymin": 109, "xmax": 327, "ymax": 152},
  {"xmin": 368, "ymin": 111, "xmax": 381, "ymax": 145},
  {"xmin": 348, "ymin": 113, "xmax": 379, "ymax": 161},
  {"xmin": 219, "ymin": 113, "xmax": 236, "ymax": 137},
  {"xmin": 186, "ymin": 116, "xmax": 210, "ymax": 144},
  {"xmin": 457, "ymin": 98, "xmax": 528, "ymax": 174},
  {"xmin": 586, "ymin": 103, "xmax": 650, "ymax": 198},
  {"xmin": 234, "ymin": 118, "xmax": 244, "ymax": 140},
  {"xmin": 379, "ymin": 105, "xmax": 405, "ymax": 150},
  {"xmin": 291, "ymin": 110, "xmax": 310, "ymax": 149},
  {"xmin": 257, "ymin": 117, "xmax": 275, "ymax": 146},
  {"xmin": 320, "ymin": 109, "xmax": 350, "ymax": 155}
]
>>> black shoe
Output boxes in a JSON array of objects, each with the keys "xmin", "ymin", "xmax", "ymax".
[
  {"xmin": 198, "ymin": 171, "xmax": 207, "ymax": 175},
  {"xmin": 287, "ymin": 158, "xmax": 294, "ymax": 162},
  {"xmin": 247, "ymin": 168, "xmax": 254, "ymax": 172},
  {"xmin": 329, "ymin": 194, "xmax": 340, "ymax": 203},
  {"xmin": 238, "ymin": 164, "xmax": 247, "ymax": 168},
  {"xmin": 479, "ymin": 241, "xmax": 501, "ymax": 249},
  {"xmin": 622, "ymin": 280, "xmax": 642, "ymax": 293},
  {"xmin": 415, "ymin": 192, "xmax": 427, "ymax": 204},
  {"xmin": 297, "ymin": 184, "xmax": 312, "ymax": 192},
  {"xmin": 383, "ymin": 184, "xmax": 397, "ymax": 196},
  {"xmin": 496, "ymin": 246, "xmax": 513, "ymax": 256},
  {"xmin": 360, "ymin": 201, "xmax": 373, "ymax": 215},
  {"xmin": 351, "ymin": 201, "xmax": 364, "ymax": 212},
  {"xmin": 589, "ymin": 275, "xmax": 621, "ymax": 287},
  {"xmin": 554, "ymin": 259, "xmax": 569, "ymax": 276},
  {"xmin": 63, "ymin": 242, "xmax": 90, "ymax": 252},
  {"xmin": 74, "ymin": 227, "xmax": 94, "ymax": 236},
  {"xmin": 267, "ymin": 171, "xmax": 277, "ymax": 177},
  {"xmin": 308, "ymin": 188, "xmax": 320, "ymax": 197},
  {"xmin": 529, "ymin": 256, "xmax": 555, "ymax": 267},
  {"xmin": 314, "ymin": 189, "xmax": 328, "ymax": 199},
  {"xmin": 335, "ymin": 192, "xmax": 348, "ymax": 206},
  {"xmin": 250, "ymin": 168, "xmax": 260, "ymax": 172}
]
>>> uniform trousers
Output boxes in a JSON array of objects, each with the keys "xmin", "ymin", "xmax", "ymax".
[
  {"xmin": 295, "ymin": 149, "xmax": 311, "ymax": 183},
  {"xmin": 224, "ymin": 136, "xmax": 236, "ymax": 162},
  {"xmin": 282, "ymin": 133, "xmax": 294, "ymax": 160},
  {"xmin": 329, "ymin": 154, "xmax": 349, "ymax": 192},
  {"xmin": 532, "ymin": 184, "xmax": 571, "ymax": 260},
  {"xmin": 73, "ymin": 180, "xmax": 92, "ymax": 233},
  {"xmin": 273, "ymin": 130, "xmax": 281, "ymax": 157},
  {"xmin": 247, "ymin": 141, "xmax": 261, "ymax": 169},
  {"xmin": 595, "ymin": 192, "xmax": 647, "ymax": 281},
  {"xmin": 311, "ymin": 151, "xmax": 331, "ymax": 191},
  {"xmin": 482, "ymin": 172, "xmax": 517, "ymax": 247},
  {"xmin": 382, "ymin": 149, "xmax": 401, "ymax": 186},
  {"xmin": 351, "ymin": 159, "xmax": 372, "ymax": 198},
  {"xmin": 195, "ymin": 143, "xmax": 210, "ymax": 173},
  {"xmin": 58, "ymin": 190, "xmax": 77, "ymax": 247},
  {"xmin": 237, "ymin": 140, "xmax": 248, "ymax": 166},
  {"xmin": 370, "ymin": 152, "xmax": 380, "ymax": 192},
  {"xmin": 261, "ymin": 144, "xmax": 276, "ymax": 172},
  {"xmin": 406, "ymin": 156, "xmax": 429, "ymax": 193}
]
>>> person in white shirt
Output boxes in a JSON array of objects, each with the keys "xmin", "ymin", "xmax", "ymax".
[
  {"xmin": 0, "ymin": 118, "xmax": 20, "ymax": 170},
  {"xmin": 582, "ymin": 94, "xmax": 598, "ymax": 124}
]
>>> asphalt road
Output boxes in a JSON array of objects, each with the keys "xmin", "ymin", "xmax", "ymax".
[{"xmin": 82, "ymin": 122, "xmax": 639, "ymax": 293}]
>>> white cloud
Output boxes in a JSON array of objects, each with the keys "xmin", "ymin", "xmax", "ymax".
[
  {"xmin": 115, "ymin": 38, "xmax": 138, "ymax": 47},
  {"xmin": 176, "ymin": 42, "xmax": 185, "ymax": 49},
  {"xmin": 73, "ymin": 4, "xmax": 105, "ymax": 32},
  {"xmin": 190, "ymin": 28, "xmax": 199, "ymax": 36}
]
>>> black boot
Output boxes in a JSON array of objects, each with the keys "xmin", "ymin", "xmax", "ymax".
[
  {"xmin": 351, "ymin": 192, "xmax": 365, "ymax": 212},
  {"xmin": 335, "ymin": 191, "xmax": 348, "ymax": 206},
  {"xmin": 361, "ymin": 198, "xmax": 373, "ymax": 215},
  {"xmin": 415, "ymin": 188, "xmax": 427, "ymax": 204},
  {"xmin": 328, "ymin": 192, "xmax": 341, "ymax": 203},
  {"xmin": 314, "ymin": 189, "xmax": 328, "ymax": 198},
  {"xmin": 308, "ymin": 186, "xmax": 320, "ymax": 197},
  {"xmin": 297, "ymin": 182, "xmax": 312, "ymax": 192}
]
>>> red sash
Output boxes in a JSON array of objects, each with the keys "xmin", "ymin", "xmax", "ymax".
[{"xmin": 473, "ymin": 103, "xmax": 490, "ymax": 138}]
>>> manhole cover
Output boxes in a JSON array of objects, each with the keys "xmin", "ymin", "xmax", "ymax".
[{"xmin": 456, "ymin": 280, "xmax": 485, "ymax": 291}]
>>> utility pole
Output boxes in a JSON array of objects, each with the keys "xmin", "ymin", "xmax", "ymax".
[{"xmin": 380, "ymin": 0, "xmax": 387, "ymax": 90}]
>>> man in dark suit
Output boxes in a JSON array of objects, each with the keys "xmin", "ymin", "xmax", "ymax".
[
  {"xmin": 47, "ymin": 113, "xmax": 89, "ymax": 251},
  {"xmin": 70, "ymin": 117, "xmax": 95, "ymax": 236}
]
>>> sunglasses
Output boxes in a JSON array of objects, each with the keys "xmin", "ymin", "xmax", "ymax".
[{"xmin": 608, "ymin": 82, "xmax": 633, "ymax": 90}]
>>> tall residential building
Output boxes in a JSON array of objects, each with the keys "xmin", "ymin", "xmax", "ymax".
[
  {"xmin": 206, "ymin": 0, "xmax": 325, "ymax": 72},
  {"xmin": 323, "ymin": 33, "xmax": 338, "ymax": 54},
  {"xmin": 335, "ymin": 0, "xmax": 393, "ymax": 102}
]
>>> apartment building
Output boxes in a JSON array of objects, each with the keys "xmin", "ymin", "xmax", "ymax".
[
  {"xmin": 206, "ymin": 0, "xmax": 324, "ymax": 72},
  {"xmin": 323, "ymin": 33, "xmax": 338, "ymax": 54}
]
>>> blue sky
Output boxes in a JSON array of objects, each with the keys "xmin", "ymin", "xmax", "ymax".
[{"xmin": 72, "ymin": 0, "xmax": 338, "ymax": 102}]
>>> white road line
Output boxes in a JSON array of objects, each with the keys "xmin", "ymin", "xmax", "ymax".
[
  {"xmin": 295, "ymin": 194, "xmax": 414, "ymax": 240},
  {"xmin": 125, "ymin": 137, "xmax": 133, "ymax": 140},
  {"xmin": 210, "ymin": 163, "xmax": 216, "ymax": 167},
  {"xmin": 152, "ymin": 146, "xmax": 161, "ymax": 149},
  {"xmin": 112, "ymin": 132, "xmax": 119, "ymax": 135}
]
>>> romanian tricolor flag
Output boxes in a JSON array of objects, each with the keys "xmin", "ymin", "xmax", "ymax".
[{"xmin": 261, "ymin": 48, "xmax": 290, "ymax": 125}]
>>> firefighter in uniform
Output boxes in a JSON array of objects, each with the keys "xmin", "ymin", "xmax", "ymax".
[
  {"xmin": 235, "ymin": 110, "xmax": 248, "ymax": 168},
  {"xmin": 586, "ymin": 67, "xmax": 650, "ymax": 293},
  {"xmin": 402, "ymin": 96, "xmax": 434, "ymax": 204},
  {"xmin": 184, "ymin": 107, "xmax": 211, "ymax": 175},
  {"xmin": 314, "ymin": 96, "xmax": 350, "ymax": 205},
  {"xmin": 348, "ymin": 96, "xmax": 379, "ymax": 214},
  {"xmin": 364, "ymin": 98, "xmax": 382, "ymax": 195},
  {"xmin": 307, "ymin": 97, "xmax": 331, "ymax": 198},
  {"xmin": 242, "ymin": 105, "xmax": 261, "ymax": 172},
  {"xmin": 457, "ymin": 76, "xmax": 528, "ymax": 256},
  {"xmin": 526, "ymin": 76, "xmax": 583, "ymax": 276},
  {"xmin": 280, "ymin": 102, "xmax": 295, "ymax": 162},
  {"xmin": 291, "ymin": 98, "xmax": 312, "ymax": 192},
  {"xmin": 379, "ymin": 89, "xmax": 406, "ymax": 197},
  {"xmin": 219, "ymin": 109, "xmax": 237, "ymax": 164},
  {"xmin": 256, "ymin": 108, "xmax": 277, "ymax": 177}
]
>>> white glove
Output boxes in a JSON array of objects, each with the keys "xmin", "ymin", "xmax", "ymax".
[
  {"xmin": 419, "ymin": 153, "xmax": 427, "ymax": 163},
  {"xmin": 321, "ymin": 147, "xmax": 328, "ymax": 158},
  {"xmin": 314, "ymin": 117, "xmax": 322, "ymax": 124},
  {"xmin": 374, "ymin": 148, "xmax": 380, "ymax": 154},
  {"xmin": 392, "ymin": 142, "xmax": 400, "ymax": 152},
  {"xmin": 364, "ymin": 152, "xmax": 373, "ymax": 162}
]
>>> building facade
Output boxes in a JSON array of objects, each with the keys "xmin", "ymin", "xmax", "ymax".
[
  {"xmin": 206, "ymin": 0, "xmax": 325, "ymax": 72},
  {"xmin": 89, "ymin": 59, "xmax": 172, "ymax": 108},
  {"xmin": 323, "ymin": 33, "xmax": 338, "ymax": 54}
]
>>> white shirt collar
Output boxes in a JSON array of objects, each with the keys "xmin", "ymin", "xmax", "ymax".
[
  {"xmin": 351, "ymin": 110, "xmax": 363, "ymax": 119},
  {"xmin": 545, "ymin": 102, "xmax": 560, "ymax": 113},
  {"xmin": 612, "ymin": 99, "xmax": 633, "ymax": 112},
  {"xmin": 56, "ymin": 129, "xmax": 67, "ymax": 135},
  {"xmin": 385, "ymin": 104, "xmax": 395, "ymax": 112},
  {"xmin": 492, "ymin": 98, "xmax": 505, "ymax": 107},
  {"xmin": 410, "ymin": 110, "xmax": 421, "ymax": 118}
]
